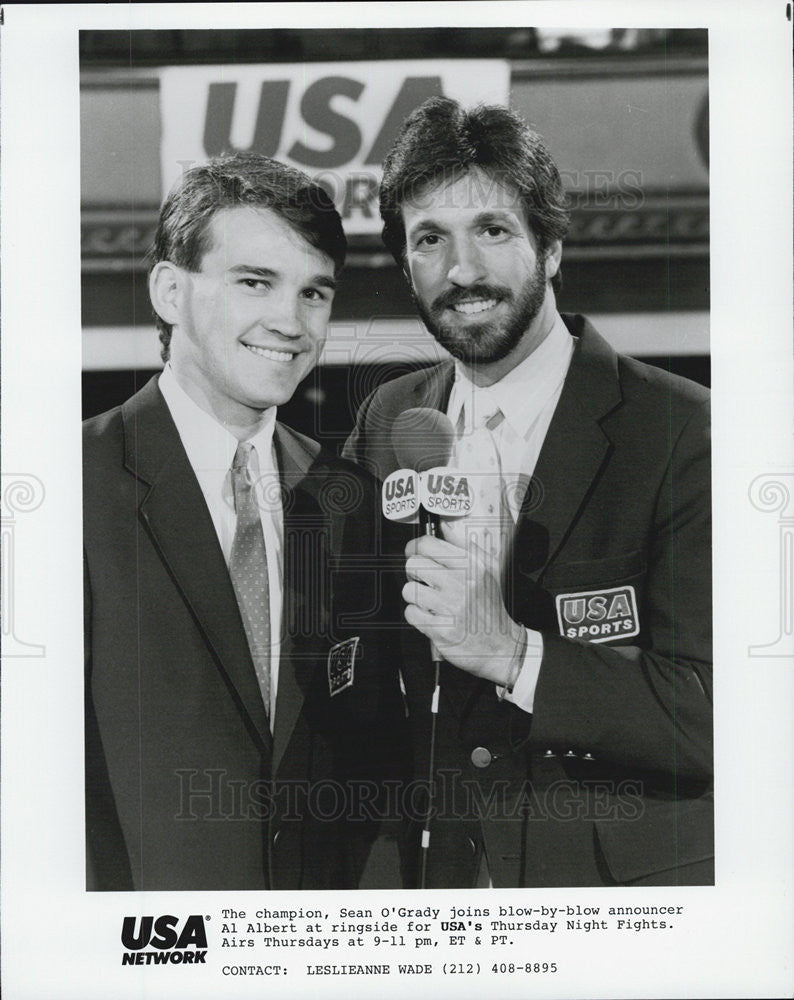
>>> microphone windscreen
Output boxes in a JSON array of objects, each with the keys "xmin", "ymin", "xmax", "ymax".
[{"xmin": 391, "ymin": 408, "xmax": 455, "ymax": 473}]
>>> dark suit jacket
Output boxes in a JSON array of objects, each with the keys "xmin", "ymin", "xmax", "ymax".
[
  {"xmin": 344, "ymin": 315, "xmax": 713, "ymax": 887},
  {"xmin": 84, "ymin": 377, "xmax": 407, "ymax": 891}
]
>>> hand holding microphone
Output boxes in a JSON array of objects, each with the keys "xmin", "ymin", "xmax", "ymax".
[
  {"xmin": 382, "ymin": 407, "xmax": 460, "ymax": 664},
  {"xmin": 403, "ymin": 533, "xmax": 525, "ymax": 687},
  {"xmin": 384, "ymin": 408, "xmax": 525, "ymax": 688}
]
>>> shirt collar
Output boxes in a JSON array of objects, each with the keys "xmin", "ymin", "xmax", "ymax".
[
  {"xmin": 158, "ymin": 363, "xmax": 278, "ymax": 478},
  {"xmin": 447, "ymin": 313, "xmax": 574, "ymax": 436}
]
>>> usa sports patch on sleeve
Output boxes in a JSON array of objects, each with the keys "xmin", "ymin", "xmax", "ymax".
[
  {"xmin": 327, "ymin": 636, "xmax": 360, "ymax": 696},
  {"xmin": 555, "ymin": 585, "xmax": 640, "ymax": 643}
]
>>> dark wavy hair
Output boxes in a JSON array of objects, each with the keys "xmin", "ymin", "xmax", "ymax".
[
  {"xmin": 379, "ymin": 98, "xmax": 570, "ymax": 292},
  {"xmin": 150, "ymin": 153, "xmax": 347, "ymax": 361}
]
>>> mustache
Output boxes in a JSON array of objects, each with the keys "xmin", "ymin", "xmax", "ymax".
[{"xmin": 430, "ymin": 284, "xmax": 511, "ymax": 312}]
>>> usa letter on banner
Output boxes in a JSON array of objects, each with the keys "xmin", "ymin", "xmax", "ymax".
[{"xmin": 159, "ymin": 60, "xmax": 510, "ymax": 236}]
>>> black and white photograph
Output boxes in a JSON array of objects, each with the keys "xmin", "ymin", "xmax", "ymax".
[
  {"xmin": 1, "ymin": 3, "xmax": 792, "ymax": 998},
  {"xmin": 81, "ymin": 22, "xmax": 713, "ymax": 894}
]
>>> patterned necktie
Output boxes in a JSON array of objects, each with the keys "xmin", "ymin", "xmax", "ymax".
[{"xmin": 229, "ymin": 441, "xmax": 271, "ymax": 717}]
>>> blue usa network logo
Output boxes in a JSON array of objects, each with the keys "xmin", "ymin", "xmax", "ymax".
[{"xmin": 120, "ymin": 915, "xmax": 208, "ymax": 966}]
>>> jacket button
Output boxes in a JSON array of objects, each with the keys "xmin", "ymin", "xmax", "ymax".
[
  {"xmin": 583, "ymin": 753, "xmax": 594, "ymax": 760},
  {"xmin": 544, "ymin": 749, "xmax": 555, "ymax": 758},
  {"xmin": 470, "ymin": 747, "xmax": 493, "ymax": 768},
  {"xmin": 467, "ymin": 837, "xmax": 478, "ymax": 855},
  {"xmin": 272, "ymin": 829, "xmax": 281, "ymax": 846},
  {"xmin": 564, "ymin": 750, "xmax": 577, "ymax": 758}
]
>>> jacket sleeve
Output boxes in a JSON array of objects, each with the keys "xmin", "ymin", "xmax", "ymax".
[
  {"xmin": 529, "ymin": 400, "xmax": 712, "ymax": 784},
  {"xmin": 84, "ymin": 550, "xmax": 134, "ymax": 890}
]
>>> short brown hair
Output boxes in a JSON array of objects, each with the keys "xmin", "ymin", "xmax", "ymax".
[
  {"xmin": 379, "ymin": 98, "xmax": 569, "ymax": 291},
  {"xmin": 150, "ymin": 153, "xmax": 346, "ymax": 361}
]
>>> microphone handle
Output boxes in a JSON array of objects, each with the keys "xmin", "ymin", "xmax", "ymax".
[
  {"xmin": 419, "ymin": 507, "xmax": 443, "ymax": 665},
  {"xmin": 417, "ymin": 505, "xmax": 442, "ymax": 889}
]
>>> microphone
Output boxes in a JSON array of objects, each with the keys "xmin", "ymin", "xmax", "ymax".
[
  {"xmin": 384, "ymin": 408, "xmax": 472, "ymax": 523},
  {"xmin": 382, "ymin": 407, "xmax": 454, "ymax": 523},
  {"xmin": 392, "ymin": 407, "xmax": 456, "ymax": 473},
  {"xmin": 388, "ymin": 409, "xmax": 463, "ymax": 889}
]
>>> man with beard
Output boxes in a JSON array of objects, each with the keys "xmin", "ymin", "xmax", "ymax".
[{"xmin": 344, "ymin": 98, "xmax": 713, "ymax": 888}]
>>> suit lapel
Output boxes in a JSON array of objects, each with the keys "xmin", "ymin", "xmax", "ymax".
[
  {"xmin": 123, "ymin": 378, "xmax": 272, "ymax": 750},
  {"xmin": 271, "ymin": 424, "xmax": 328, "ymax": 777},
  {"xmin": 509, "ymin": 317, "xmax": 623, "ymax": 590}
]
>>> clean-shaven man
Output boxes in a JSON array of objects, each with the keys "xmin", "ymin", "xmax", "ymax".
[{"xmin": 84, "ymin": 153, "xmax": 406, "ymax": 891}]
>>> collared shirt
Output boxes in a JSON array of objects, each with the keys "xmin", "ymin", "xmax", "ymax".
[
  {"xmin": 159, "ymin": 364, "xmax": 283, "ymax": 722},
  {"xmin": 445, "ymin": 313, "xmax": 575, "ymax": 713}
]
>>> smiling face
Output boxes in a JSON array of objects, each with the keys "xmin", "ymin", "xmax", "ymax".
[
  {"xmin": 157, "ymin": 205, "xmax": 336, "ymax": 433},
  {"xmin": 401, "ymin": 167, "xmax": 561, "ymax": 385}
]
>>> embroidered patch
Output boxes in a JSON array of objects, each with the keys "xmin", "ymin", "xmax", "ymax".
[
  {"xmin": 327, "ymin": 637, "xmax": 360, "ymax": 696},
  {"xmin": 555, "ymin": 585, "xmax": 640, "ymax": 643}
]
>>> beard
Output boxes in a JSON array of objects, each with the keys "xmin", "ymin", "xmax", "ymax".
[{"xmin": 413, "ymin": 254, "xmax": 548, "ymax": 366}]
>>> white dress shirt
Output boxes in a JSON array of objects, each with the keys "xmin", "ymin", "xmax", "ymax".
[
  {"xmin": 445, "ymin": 313, "xmax": 575, "ymax": 713},
  {"xmin": 159, "ymin": 364, "xmax": 283, "ymax": 722}
]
